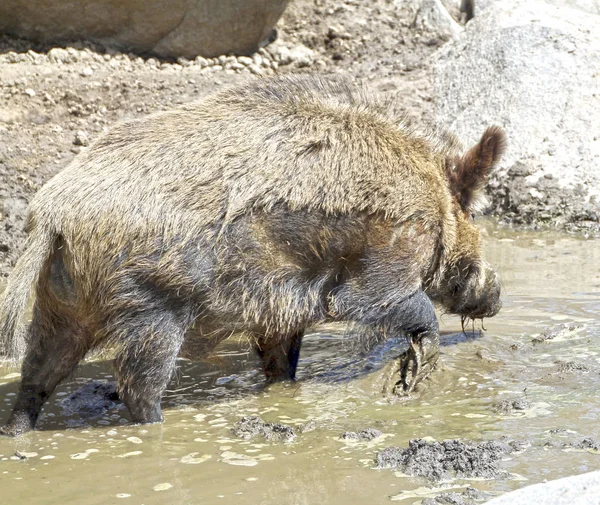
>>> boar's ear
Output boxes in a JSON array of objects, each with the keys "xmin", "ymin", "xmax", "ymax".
[{"xmin": 447, "ymin": 126, "xmax": 506, "ymax": 212}]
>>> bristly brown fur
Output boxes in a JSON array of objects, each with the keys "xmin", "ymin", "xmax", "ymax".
[{"xmin": 0, "ymin": 75, "xmax": 504, "ymax": 434}]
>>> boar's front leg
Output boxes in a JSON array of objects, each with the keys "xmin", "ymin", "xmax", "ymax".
[
  {"xmin": 390, "ymin": 290, "xmax": 440, "ymax": 394},
  {"xmin": 254, "ymin": 331, "xmax": 304, "ymax": 384}
]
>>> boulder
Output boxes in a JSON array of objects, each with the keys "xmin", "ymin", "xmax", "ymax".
[
  {"xmin": 434, "ymin": 0, "xmax": 600, "ymax": 229},
  {"xmin": 476, "ymin": 0, "xmax": 600, "ymax": 16},
  {"xmin": 412, "ymin": 0, "xmax": 463, "ymax": 41},
  {"xmin": 485, "ymin": 470, "xmax": 600, "ymax": 505},
  {"xmin": 0, "ymin": 0, "xmax": 290, "ymax": 59}
]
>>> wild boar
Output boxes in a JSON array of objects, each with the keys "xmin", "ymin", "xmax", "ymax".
[{"xmin": 0, "ymin": 76, "xmax": 504, "ymax": 435}]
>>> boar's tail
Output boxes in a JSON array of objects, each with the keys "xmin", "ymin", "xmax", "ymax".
[{"xmin": 0, "ymin": 226, "xmax": 56, "ymax": 364}]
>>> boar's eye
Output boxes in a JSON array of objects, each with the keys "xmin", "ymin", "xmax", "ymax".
[{"xmin": 445, "ymin": 126, "xmax": 506, "ymax": 212}]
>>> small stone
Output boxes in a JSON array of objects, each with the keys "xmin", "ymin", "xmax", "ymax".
[
  {"xmin": 80, "ymin": 67, "xmax": 94, "ymax": 77},
  {"xmin": 73, "ymin": 131, "xmax": 90, "ymax": 146},
  {"xmin": 248, "ymin": 64, "xmax": 263, "ymax": 75},
  {"xmin": 237, "ymin": 56, "xmax": 253, "ymax": 66},
  {"xmin": 252, "ymin": 54, "xmax": 264, "ymax": 67},
  {"xmin": 24, "ymin": 88, "xmax": 36, "ymax": 97},
  {"xmin": 194, "ymin": 56, "xmax": 209, "ymax": 68},
  {"xmin": 48, "ymin": 48, "xmax": 71, "ymax": 63},
  {"xmin": 289, "ymin": 44, "xmax": 314, "ymax": 68},
  {"xmin": 267, "ymin": 44, "xmax": 291, "ymax": 65}
]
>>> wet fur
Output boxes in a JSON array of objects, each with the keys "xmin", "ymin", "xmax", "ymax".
[{"xmin": 0, "ymin": 75, "xmax": 504, "ymax": 432}]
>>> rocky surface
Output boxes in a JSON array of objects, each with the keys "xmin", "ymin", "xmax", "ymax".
[
  {"xmin": 484, "ymin": 470, "xmax": 600, "ymax": 505},
  {"xmin": 477, "ymin": 0, "xmax": 600, "ymax": 15},
  {"xmin": 434, "ymin": 0, "xmax": 600, "ymax": 232},
  {"xmin": 0, "ymin": 0, "xmax": 290, "ymax": 59}
]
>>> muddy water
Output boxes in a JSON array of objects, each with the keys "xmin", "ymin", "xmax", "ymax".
[{"xmin": 1, "ymin": 221, "xmax": 600, "ymax": 504}]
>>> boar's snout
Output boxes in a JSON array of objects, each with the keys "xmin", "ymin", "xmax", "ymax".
[{"xmin": 446, "ymin": 263, "xmax": 502, "ymax": 320}]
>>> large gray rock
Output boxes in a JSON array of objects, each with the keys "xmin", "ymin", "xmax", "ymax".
[
  {"xmin": 0, "ymin": 0, "xmax": 290, "ymax": 59},
  {"xmin": 412, "ymin": 0, "xmax": 463, "ymax": 41},
  {"xmin": 434, "ymin": 0, "xmax": 600, "ymax": 229},
  {"xmin": 476, "ymin": 0, "xmax": 600, "ymax": 16},
  {"xmin": 485, "ymin": 470, "xmax": 600, "ymax": 504}
]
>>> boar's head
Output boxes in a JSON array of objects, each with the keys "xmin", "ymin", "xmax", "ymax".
[{"xmin": 430, "ymin": 126, "xmax": 506, "ymax": 323}]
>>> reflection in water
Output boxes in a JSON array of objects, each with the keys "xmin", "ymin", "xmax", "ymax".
[{"xmin": 1, "ymin": 221, "xmax": 600, "ymax": 504}]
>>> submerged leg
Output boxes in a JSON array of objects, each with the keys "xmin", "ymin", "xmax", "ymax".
[
  {"xmin": 396, "ymin": 330, "xmax": 440, "ymax": 394},
  {"xmin": 255, "ymin": 331, "xmax": 304, "ymax": 383},
  {"xmin": 386, "ymin": 289, "xmax": 440, "ymax": 395},
  {"xmin": 1, "ymin": 303, "xmax": 88, "ymax": 436},
  {"xmin": 112, "ymin": 310, "xmax": 187, "ymax": 424}
]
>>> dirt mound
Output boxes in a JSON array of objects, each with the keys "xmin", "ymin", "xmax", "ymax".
[
  {"xmin": 340, "ymin": 428, "xmax": 383, "ymax": 441},
  {"xmin": 376, "ymin": 438, "xmax": 514, "ymax": 481},
  {"xmin": 231, "ymin": 416, "xmax": 296, "ymax": 442}
]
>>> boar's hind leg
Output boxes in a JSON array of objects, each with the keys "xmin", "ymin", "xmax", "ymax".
[
  {"xmin": 1, "ymin": 302, "xmax": 89, "ymax": 436},
  {"xmin": 112, "ymin": 311, "xmax": 187, "ymax": 424},
  {"xmin": 255, "ymin": 331, "xmax": 304, "ymax": 384},
  {"xmin": 392, "ymin": 290, "xmax": 440, "ymax": 394}
]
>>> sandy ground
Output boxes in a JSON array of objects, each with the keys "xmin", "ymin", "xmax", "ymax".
[{"xmin": 0, "ymin": 0, "xmax": 459, "ymax": 277}]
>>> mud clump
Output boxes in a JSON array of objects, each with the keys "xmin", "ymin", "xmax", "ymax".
[
  {"xmin": 340, "ymin": 428, "xmax": 383, "ymax": 441},
  {"xmin": 60, "ymin": 380, "xmax": 119, "ymax": 417},
  {"xmin": 231, "ymin": 416, "xmax": 296, "ymax": 442},
  {"xmin": 298, "ymin": 419, "xmax": 317, "ymax": 433},
  {"xmin": 422, "ymin": 486, "xmax": 490, "ymax": 505},
  {"xmin": 554, "ymin": 360, "xmax": 592, "ymax": 374},
  {"xmin": 376, "ymin": 438, "xmax": 514, "ymax": 481},
  {"xmin": 567, "ymin": 437, "xmax": 600, "ymax": 451},
  {"xmin": 492, "ymin": 397, "xmax": 531, "ymax": 415},
  {"xmin": 532, "ymin": 323, "xmax": 585, "ymax": 343}
]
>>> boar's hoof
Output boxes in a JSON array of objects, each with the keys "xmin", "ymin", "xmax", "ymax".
[{"xmin": 394, "ymin": 331, "xmax": 440, "ymax": 395}]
